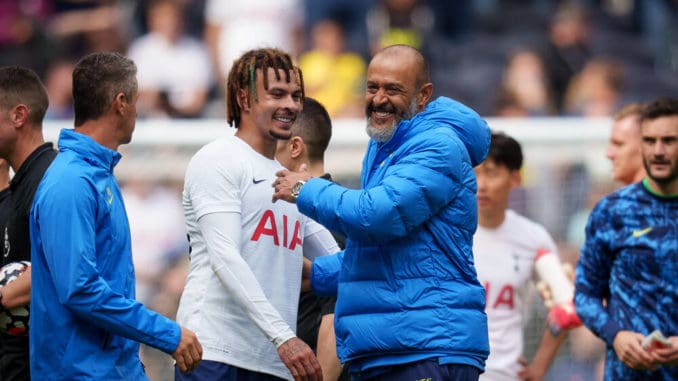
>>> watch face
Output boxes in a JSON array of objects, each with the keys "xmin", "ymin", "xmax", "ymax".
[
  {"xmin": 292, "ymin": 181, "xmax": 304, "ymax": 197},
  {"xmin": 292, "ymin": 182, "xmax": 302, "ymax": 195}
]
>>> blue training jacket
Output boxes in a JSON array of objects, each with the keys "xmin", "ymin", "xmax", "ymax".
[
  {"xmin": 300, "ymin": 97, "xmax": 491, "ymax": 371},
  {"xmin": 29, "ymin": 129, "xmax": 181, "ymax": 380}
]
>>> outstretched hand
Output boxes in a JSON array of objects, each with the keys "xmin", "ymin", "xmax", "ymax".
[
  {"xmin": 277, "ymin": 337, "xmax": 323, "ymax": 381},
  {"xmin": 272, "ymin": 164, "xmax": 312, "ymax": 203}
]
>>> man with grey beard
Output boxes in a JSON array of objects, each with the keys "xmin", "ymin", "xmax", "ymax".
[{"xmin": 273, "ymin": 44, "xmax": 491, "ymax": 380}]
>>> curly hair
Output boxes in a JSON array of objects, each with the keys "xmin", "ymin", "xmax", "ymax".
[{"xmin": 226, "ymin": 48, "xmax": 304, "ymax": 128}]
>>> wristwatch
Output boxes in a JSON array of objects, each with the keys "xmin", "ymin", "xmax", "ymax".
[{"xmin": 291, "ymin": 180, "xmax": 306, "ymax": 201}]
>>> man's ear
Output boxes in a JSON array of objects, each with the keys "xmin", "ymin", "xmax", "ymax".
[
  {"xmin": 114, "ymin": 92, "xmax": 126, "ymax": 115},
  {"xmin": 417, "ymin": 82, "xmax": 434, "ymax": 111},
  {"xmin": 510, "ymin": 169, "xmax": 522, "ymax": 188},
  {"xmin": 289, "ymin": 136, "xmax": 305, "ymax": 159},
  {"xmin": 237, "ymin": 89, "xmax": 250, "ymax": 111},
  {"xmin": 9, "ymin": 104, "xmax": 29, "ymax": 126}
]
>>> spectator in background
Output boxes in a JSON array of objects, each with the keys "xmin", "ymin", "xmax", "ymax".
[
  {"xmin": 303, "ymin": 0, "xmax": 374, "ymax": 59},
  {"xmin": 563, "ymin": 58, "xmax": 625, "ymax": 117},
  {"xmin": 275, "ymin": 97, "xmax": 348, "ymax": 381},
  {"xmin": 496, "ymin": 49, "xmax": 555, "ymax": 116},
  {"xmin": 128, "ymin": 0, "xmax": 213, "ymax": 118},
  {"xmin": 123, "ymin": 175, "xmax": 189, "ymax": 381},
  {"xmin": 47, "ymin": 1, "xmax": 125, "ymax": 58},
  {"xmin": 474, "ymin": 132, "xmax": 566, "ymax": 381},
  {"xmin": 606, "ymin": 103, "xmax": 646, "ymax": 185},
  {"xmin": 43, "ymin": 59, "xmax": 75, "ymax": 120},
  {"xmin": 203, "ymin": 0, "xmax": 302, "ymax": 86},
  {"xmin": 574, "ymin": 97, "xmax": 678, "ymax": 380},
  {"xmin": 299, "ymin": 19, "xmax": 366, "ymax": 118},
  {"xmin": 366, "ymin": 0, "xmax": 434, "ymax": 54},
  {"xmin": 540, "ymin": 2, "xmax": 591, "ymax": 113},
  {"xmin": 0, "ymin": 0, "xmax": 60, "ymax": 79}
]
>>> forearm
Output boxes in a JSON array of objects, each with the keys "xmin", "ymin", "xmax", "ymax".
[
  {"xmin": 317, "ymin": 313, "xmax": 343, "ymax": 381},
  {"xmin": 0, "ymin": 267, "xmax": 31, "ymax": 309},
  {"xmin": 530, "ymin": 328, "xmax": 567, "ymax": 377},
  {"xmin": 199, "ymin": 212, "xmax": 295, "ymax": 345},
  {"xmin": 311, "ymin": 251, "xmax": 343, "ymax": 297}
]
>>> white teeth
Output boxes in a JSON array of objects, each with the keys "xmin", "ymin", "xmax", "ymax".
[
  {"xmin": 275, "ymin": 117, "xmax": 292, "ymax": 123},
  {"xmin": 375, "ymin": 112, "xmax": 391, "ymax": 117}
]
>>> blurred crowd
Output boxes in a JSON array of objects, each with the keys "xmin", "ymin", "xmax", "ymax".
[
  {"xmin": 4, "ymin": 1, "xmax": 675, "ymax": 379},
  {"xmin": 2, "ymin": 0, "xmax": 677, "ymax": 121}
]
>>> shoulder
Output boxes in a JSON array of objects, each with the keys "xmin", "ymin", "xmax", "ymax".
[
  {"xmin": 34, "ymin": 160, "xmax": 96, "ymax": 211},
  {"xmin": 185, "ymin": 137, "xmax": 249, "ymax": 184},
  {"xmin": 505, "ymin": 210, "xmax": 554, "ymax": 242}
]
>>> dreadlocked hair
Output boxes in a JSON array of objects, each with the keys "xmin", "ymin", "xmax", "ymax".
[{"xmin": 226, "ymin": 48, "xmax": 305, "ymax": 128}]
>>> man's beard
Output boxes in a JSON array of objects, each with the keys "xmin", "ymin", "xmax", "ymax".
[
  {"xmin": 644, "ymin": 157, "xmax": 678, "ymax": 186},
  {"xmin": 365, "ymin": 99, "xmax": 419, "ymax": 143}
]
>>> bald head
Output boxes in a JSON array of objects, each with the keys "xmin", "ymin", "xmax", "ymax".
[
  {"xmin": 365, "ymin": 44, "xmax": 434, "ymax": 142},
  {"xmin": 372, "ymin": 45, "xmax": 430, "ymax": 88}
]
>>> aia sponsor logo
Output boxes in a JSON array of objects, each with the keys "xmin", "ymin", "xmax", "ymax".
[
  {"xmin": 484, "ymin": 282, "xmax": 514, "ymax": 309},
  {"xmin": 251, "ymin": 210, "xmax": 303, "ymax": 250}
]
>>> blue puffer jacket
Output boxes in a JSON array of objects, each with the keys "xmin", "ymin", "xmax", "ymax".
[
  {"xmin": 30, "ymin": 129, "xmax": 181, "ymax": 380},
  {"xmin": 298, "ymin": 97, "xmax": 490, "ymax": 370}
]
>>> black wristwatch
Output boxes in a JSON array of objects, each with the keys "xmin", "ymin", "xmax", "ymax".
[{"xmin": 291, "ymin": 180, "xmax": 306, "ymax": 201}]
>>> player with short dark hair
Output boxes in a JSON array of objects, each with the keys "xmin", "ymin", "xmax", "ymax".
[
  {"xmin": 575, "ymin": 97, "xmax": 678, "ymax": 380},
  {"xmin": 474, "ymin": 132, "xmax": 567, "ymax": 380},
  {"xmin": 0, "ymin": 65, "xmax": 56, "ymax": 381},
  {"xmin": 276, "ymin": 97, "xmax": 348, "ymax": 381}
]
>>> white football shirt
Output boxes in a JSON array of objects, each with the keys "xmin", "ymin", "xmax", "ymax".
[
  {"xmin": 474, "ymin": 210, "xmax": 558, "ymax": 381},
  {"xmin": 177, "ymin": 135, "xmax": 332, "ymax": 379}
]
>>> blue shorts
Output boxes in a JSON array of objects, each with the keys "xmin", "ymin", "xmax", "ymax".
[
  {"xmin": 174, "ymin": 360, "xmax": 287, "ymax": 381},
  {"xmin": 350, "ymin": 359, "xmax": 480, "ymax": 381}
]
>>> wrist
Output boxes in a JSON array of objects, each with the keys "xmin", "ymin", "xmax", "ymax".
[
  {"xmin": 273, "ymin": 335, "xmax": 294, "ymax": 349},
  {"xmin": 291, "ymin": 180, "xmax": 306, "ymax": 201}
]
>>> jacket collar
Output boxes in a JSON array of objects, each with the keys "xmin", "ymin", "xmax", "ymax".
[{"xmin": 58, "ymin": 129, "xmax": 122, "ymax": 172}]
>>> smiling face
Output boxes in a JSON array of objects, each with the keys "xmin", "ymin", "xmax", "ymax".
[
  {"xmin": 364, "ymin": 51, "xmax": 423, "ymax": 142},
  {"xmin": 249, "ymin": 67, "xmax": 303, "ymax": 141},
  {"xmin": 641, "ymin": 115, "xmax": 678, "ymax": 192}
]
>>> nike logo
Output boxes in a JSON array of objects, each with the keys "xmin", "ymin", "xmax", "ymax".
[
  {"xmin": 106, "ymin": 187, "xmax": 113, "ymax": 204},
  {"xmin": 252, "ymin": 178, "xmax": 266, "ymax": 184},
  {"xmin": 632, "ymin": 227, "xmax": 653, "ymax": 238}
]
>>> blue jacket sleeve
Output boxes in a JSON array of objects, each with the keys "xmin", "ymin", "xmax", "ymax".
[
  {"xmin": 311, "ymin": 250, "xmax": 344, "ymax": 297},
  {"xmin": 297, "ymin": 128, "xmax": 465, "ymax": 243},
  {"xmin": 574, "ymin": 200, "xmax": 621, "ymax": 346},
  {"xmin": 37, "ymin": 176, "xmax": 181, "ymax": 354}
]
